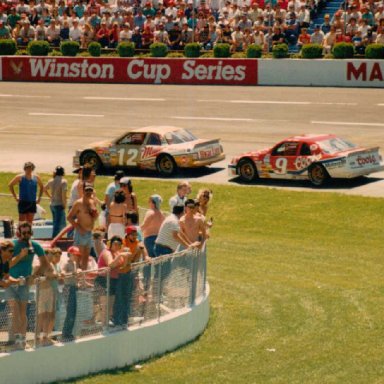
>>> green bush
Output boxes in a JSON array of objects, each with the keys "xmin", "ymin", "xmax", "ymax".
[
  {"xmin": 184, "ymin": 43, "xmax": 200, "ymax": 58},
  {"xmin": 27, "ymin": 40, "xmax": 50, "ymax": 56},
  {"xmin": 301, "ymin": 43, "xmax": 323, "ymax": 59},
  {"xmin": 49, "ymin": 49, "xmax": 62, "ymax": 56},
  {"xmin": 60, "ymin": 41, "xmax": 80, "ymax": 57},
  {"xmin": 213, "ymin": 43, "xmax": 231, "ymax": 58},
  {"xmin": 272, "ymin": 43, "xmax": 289, "ymax": 59},
  {"xmin": 150, "ymin": 42, "xmax": 168, "ymax": 57},
  {"xmin": 0, "ymin": 39, "xmax": 17, "ymax": 56},
  {"xmin": 332, "ymin": 42, "xmax": 354, "ymax": 59},
  {"xmin": 117, "ymin": 42, "xmax": 135, "ymax": 57},
  {"xmin": 365, "ymin": 44, "xmax": 384, "ymax": 59},
  {"xmin": 246, "ymin": 44, "xmax": 262, "ymax": 58},
  {"xmin": 88, "ymin": 42, "xmax": 101, "ymax": 57}
]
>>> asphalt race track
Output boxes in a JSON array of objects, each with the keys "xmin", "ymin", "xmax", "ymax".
[{"xmin": 0, "ymin": 82, "xmax": 383, "ymax": 197}]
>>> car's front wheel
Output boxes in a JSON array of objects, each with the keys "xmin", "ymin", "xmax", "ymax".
[
  {"xmin": 237, "ymin": 158, "xmax": 258, "ymax": 182},
  {"xmin": 156, "ymin": 154, "xmax": 177, "ymax": 176},
  {"xmin": 308, "ymin": 163, "xmax": 329, "ymax": 187},
  {"xmin": 81, "ymin": 151, "xmax": 102, "ymax": 171}
]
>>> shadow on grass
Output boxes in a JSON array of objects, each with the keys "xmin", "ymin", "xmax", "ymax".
[
  {"xmin": 228, "ymin": 175, "xmax": 383, "ymax": 190},
  {"xmin": 95, "ymin": 166, "xmax": 225, "ymax": 180}
]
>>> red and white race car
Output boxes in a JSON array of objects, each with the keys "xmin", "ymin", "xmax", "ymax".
[{"xmin": 228, "ymin": 134, "xmax": 384, "ymax": 186}]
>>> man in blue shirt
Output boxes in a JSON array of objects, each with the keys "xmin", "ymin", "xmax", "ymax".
[{"xmin": 6, "ymin": 222, "xmax": 47, "ymax": 349}]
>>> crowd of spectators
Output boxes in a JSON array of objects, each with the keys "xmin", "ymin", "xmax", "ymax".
[
  {"xmin": 0, "ymin": 163, "xmax": 213, "ymax": 349},
  {"xmin": 1, "ymin": 0, "xmax": 381, "ymax": 54}
]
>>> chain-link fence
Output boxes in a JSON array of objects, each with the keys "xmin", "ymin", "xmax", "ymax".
[{"xmin": 0, "ymin": 247, "xmax": 207, "ymax": 351}]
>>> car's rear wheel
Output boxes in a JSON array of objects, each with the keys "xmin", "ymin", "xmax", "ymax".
[
  {"xmin": 237, "ymin": 158, "xmax": 258, "ymax": 182},
  {"xmin": 156, "ymin": 154, "xmax": 177, "ymax": 176},
  {"xmin": 308, "ymin": 163, "xmax": 329, "ymax": 187},
  {"xmin": 81, "ymin": 151, "xmax": 102, "ymax": 171}
]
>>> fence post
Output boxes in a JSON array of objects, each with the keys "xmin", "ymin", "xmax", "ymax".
[
  {"xmin": 34, "ymin": 279, "xmax": 40, "ymax": 348},
  {"xmin": 157, "ymin": 261, "xmax": 162, "ymax": 322},
  {"xmin": 106, "ymin": 268, "xmax": 110, "ymax": 331},
  {"xmin": 190, "ymin": 249, "xmax": 198, "ymax": 306}
]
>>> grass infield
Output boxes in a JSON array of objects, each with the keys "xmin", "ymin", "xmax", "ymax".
[{"xmin": 1, "ymin": 172, "xmax": 383, "ymax": 384}]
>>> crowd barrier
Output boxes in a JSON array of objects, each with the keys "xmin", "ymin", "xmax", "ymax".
[{"xmin": 0, "ymin": 247, "xmax": 206, "ymax": 353}]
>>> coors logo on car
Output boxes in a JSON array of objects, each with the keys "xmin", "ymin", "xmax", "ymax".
[{"xmin": 2, "ymin": 57, "xmax": 258, "ymax": 85}]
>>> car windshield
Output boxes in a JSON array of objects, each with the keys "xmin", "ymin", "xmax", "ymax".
[
  {"xmin": 317, "ymin": 137, "xmax": 356, "ymax": 154},
  {"xmin": 164, "ymin": 129, "xmax": 197, "ymax": 145}
]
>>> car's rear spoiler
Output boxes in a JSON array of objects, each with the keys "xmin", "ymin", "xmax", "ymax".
[{"xmin": 193, "ymin": 139, "xmax": 221, "ymax": 148}]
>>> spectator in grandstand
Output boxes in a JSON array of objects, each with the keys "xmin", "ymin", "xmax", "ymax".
[
  {"xmin": 6, "ymin": 222, "xmax": 47, "ymax": 349},
  {"xmin": 60, "ymin": 20, "xmax": 70, "ymax": 41},
  {"xmin": 9, "ymin": 162, "xmax": 44, "ymax": 224},
  {"xmin": 119, "ymin": 177, "xmax": 138, "ymax": 215},
  {"xmin": 141, "ymin": 24, "xmax": 154, "ymax": 48},
  {"xmin": 320, "ymin": 13, "xmax": 331, "ymax": 34},
  {"xmin": 285, "ymin": 11, "xmax": 299, "ymax": 44},
  {"xmin": 143, "ymin": 14, "xmax": 156, "ymax": 32},
  {"xmin": 168, "ymin": 21, "xmax": 182, "ymax": 49},
  {"xmin": 346, "ymin": 17, "xmax": 358, "ymax": 38},
  {"xmin": 352, "ymin": 29, "xmax": 365, "ymax": 54},
  {"xmin": 109, "ymin": 21, "xmax": 120, "ymax": 47},
  {"xmin": 297, "ymin": 4, "xmax": 310, "ymax": 30},
  {"xmin": 231, "ymin": 24, "xmax": 244, "ymax": 51},
  {"xmin": 69, "ymin": 17, "xmax": 82, "ymax": 42},
  {"xmin": 154, "ymin": 205, "xmax": 189, "ymax": 256},
  {"xmin": 7, "ymin": 8, "xmax": 21, "ymax": 30},
  {"xmin": 271, "ymin": 25, "xmax": 285, "ymax": 45},
  {"xmin": 95, "ymin": 235, "xmax": 125, "ymax": 326},
  {"xmin": 376, "ymin": 26, "xmax": 384, "ymax": 44},
  {"xmin": 108, "ymin": 190, "xmax": 127, "ymax": 240},
  {"xmin": 17, "ymin": 19, "xmax": 35, "ymax": 45},
  {"xmin": 44, "ymin": 165, "xmax": 68, "ymax": 238},
  {"xmin": 253, "ymin": 26, "xmax": 265, "ymax": 48},
  {"xmin": 154, "ymin": 22, "xmax": 169, "ymax": 43},
  {"xmin": 363, "ymin": 26, "xmax": 376, "ymax": 46},
  {"xmin": 310, "ymin": 24, "xmax": 324, "ymax": 44},
  {"xmin": 375, "ymin": 4, "xmax": 384, "ymax": 25},
  {"xmin": 81, "ymin": 22, "xmax": 94, "ymax": 48},
  {"xmin": 29, "ymin": 8, "xmax": 40, "ymax": 27},
  {"xmin": 34, "ymin": 18, "xmax": 47, "ymax": 40},
  {"xmin": 131, "ymin": 26, "xmax": 143, "ymax": 48},
  {"xmin": 0, "ymin": 19, "xmax": 11, "ymax": 39},
  {"xmin": 46, "ymin": 19, "xmax": 61, "ymax": 46},
  {"xmin": 141, "ymin": 194, "xmax": 165, "ymax": 257},
  {"xmin": 238, "ymin": 12, "xmax": 252, "ymax": 31},
  {"xmin": 177, "ymin": 199, "xmax": 206, "ymax": 251},
  {"xmin": 119, "ymin": 22, "xmax": 132, "ymax": 42},
  {"xmin": 169, "ymin": 181, "xmax": 191, "ymax": 210},
  {"xmin": 0, "ymin": 241, "xmax": 20, "ymax": 288},
  {"xmin": 297, "ymin": 26, "xmax": 311, "ymax": 49},
  {"xmin": 134, "ymin": 8, "xmax": 146, "ymax": 30},
  {"xmin": 67, "ymin": 183, "xmax": 99, "ymax": 271},
  {"xmin": 361, "ymin": 4, "xmax": 375, "ymax": 27},
  {"xmin": 96, "ymin": 20, "xmax": 110, "ymax": 47},
  {"xmin": 331, "ymin": 10, "xmax": 344, "ymax": 31},
  {"xmin": 34, "ymin": 248, "xmax": 58, "ymax": 346},
  {"xmin": 322, "ymin": 24, "xmax": 336, "ymax": 54}
]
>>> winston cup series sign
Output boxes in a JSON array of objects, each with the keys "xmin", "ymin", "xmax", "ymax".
[{"xmin": 1, "ymin": 57, "xmax": 258, "ymax": 85}]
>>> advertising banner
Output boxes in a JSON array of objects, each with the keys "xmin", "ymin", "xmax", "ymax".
[
  {"xmin": 258, "ymin": 59, "xmax": 384, "ymax": 88},
  {"xmin": 0, "ymin": 56, "xmax": 258, "ymax": 85}
]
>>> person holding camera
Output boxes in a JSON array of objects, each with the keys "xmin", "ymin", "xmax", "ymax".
[{"xmin": 5, "ymin": 222, "xmax": 47, "ymax": 349}]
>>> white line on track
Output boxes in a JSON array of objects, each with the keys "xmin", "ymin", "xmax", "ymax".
[
  {"xmin": 0, "ymin": 94, "xmax": 51, "ymax": 98},
  {"xmin": 29, "ymin": 113, "xmax": 104, "ymax": 117},
  {"xmin": 311, "ymin": 120, "xmax": 384, "ymax": 127},
  {"xmin": 198, "ymin": 99, "xmax": 357, "ymax": 106},
  {"xmin": 171, "ymin": 116, "xmax": 254, "ymax": 122},
  {"xmin": 83, "ymin": 97, "xmax": 166, "ymax": 101}
]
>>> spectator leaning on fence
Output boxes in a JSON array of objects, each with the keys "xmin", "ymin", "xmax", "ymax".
[
  {"xmin": 6, "ymin": 222, "xmax": 47, "ymax": 349},
  {"xmin": 0, "ymin": 240, "xmax": 20, "ymax": 288}
]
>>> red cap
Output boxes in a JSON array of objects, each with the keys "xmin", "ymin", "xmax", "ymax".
[
  {"xmin": 67, "ymin": 246, "xmax": 81, "ymax": 256},
  {"xmin": 125, "ymin": 225, "xmax": 138, "ymax": 235}
]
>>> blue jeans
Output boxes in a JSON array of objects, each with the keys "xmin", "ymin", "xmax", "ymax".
[
  {"xmin": 113, "ymin": 272, "xmax": 135, "ymax": 327},
  {"xmin": 62, "ymin": 285, "xmax": 77, "ymax": 339},
  {"xmin": 51, "ymin": 204, "xmax": 66, "ymax": 238}
]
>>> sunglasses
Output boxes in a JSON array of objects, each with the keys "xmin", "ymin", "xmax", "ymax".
[{"xmin": 21, "ymin": 231, "xmax": 31, "ymax": 235}]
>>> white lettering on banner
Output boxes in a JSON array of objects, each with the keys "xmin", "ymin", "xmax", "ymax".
[
  {"xmin": 347, "ymin": 62, "xmax": 383, "ymax": 82},
  {"xmin": 29, "ymin": 58, "xmax": 114, "ymax": 79},
  {"xmin": 182, "ymin": 60, "xmax": 246, "ymax": 81},
  {"xmin": 126, "ymin": 59, "xmax": 171, "ymax": 84}
]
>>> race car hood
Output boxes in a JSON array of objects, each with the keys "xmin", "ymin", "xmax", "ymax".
[{"xmin": 78, "ymin": 140, "xmax": 113, "ymax": 152}]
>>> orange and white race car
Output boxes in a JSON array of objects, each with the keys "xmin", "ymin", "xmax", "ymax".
[
  {"xmin": 73, "ymin": 126, "xmax": 225, "ymax": 176},
  {"xmin": 228, "ymin": 134, "xmax": 384, "ymax": 186}
]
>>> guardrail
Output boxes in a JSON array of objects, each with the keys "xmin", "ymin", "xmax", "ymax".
[{"xmin": 0, "ymin": 247, "xmax": 206, "ymax": 352}]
